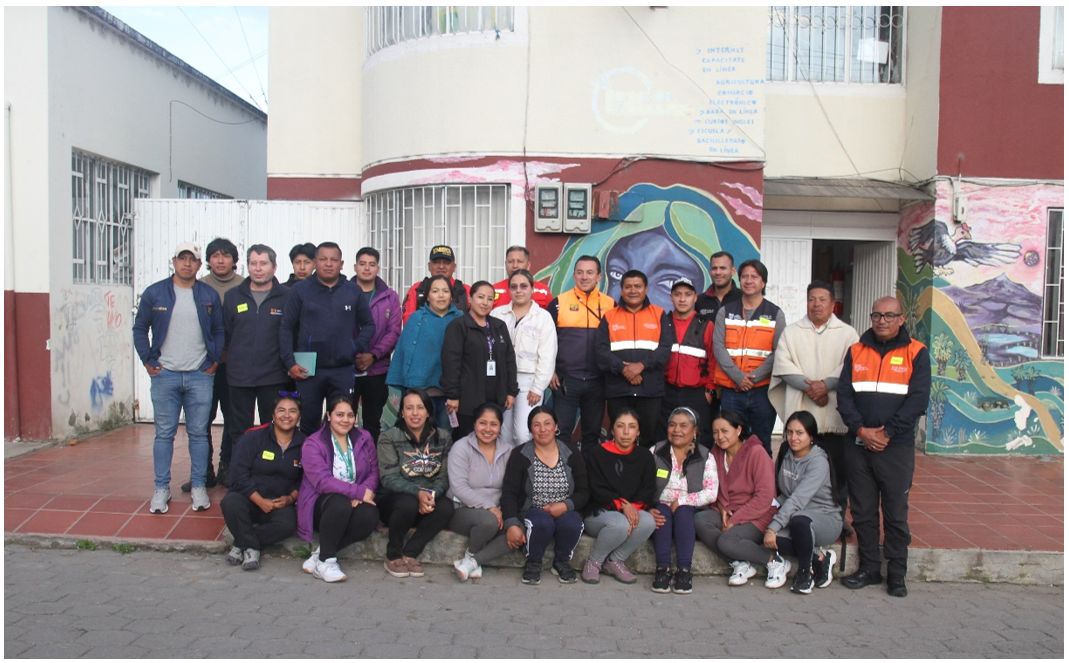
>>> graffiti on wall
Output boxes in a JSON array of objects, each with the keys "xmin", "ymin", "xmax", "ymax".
[
  {"xmin": 536, "ymin": 182, "xmax": 761, "ymax": 309},
  {"xmin": 898, "ymin": 181, "xmax": 1064, "ymax": 455}
]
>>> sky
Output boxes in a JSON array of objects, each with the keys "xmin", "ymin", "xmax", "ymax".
[{"xmin": 102, "ymin": 6, "xmax": 269, "ymax": 113}]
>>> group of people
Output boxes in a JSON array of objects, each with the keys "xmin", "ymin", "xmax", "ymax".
[{"xmin": 133, "ymin": 238, "xmax": 929, "ymax": 597}]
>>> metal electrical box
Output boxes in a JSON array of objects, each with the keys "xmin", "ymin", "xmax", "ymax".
[
  {"xmin": 563, "ymin": 184, "xmax": 592, "ymax": 234},
  {"xmin": 534, "ymin": 184, "xmax": 563, "ymax": 233}
]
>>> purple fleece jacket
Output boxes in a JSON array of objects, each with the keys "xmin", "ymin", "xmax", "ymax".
[
  {"xmin": 364, "ymin": 276, "xmax": 402, "ymax": 377},
  {"xmin": 296, "ymin": 423, "xmax": 379, "ymax": 541}
]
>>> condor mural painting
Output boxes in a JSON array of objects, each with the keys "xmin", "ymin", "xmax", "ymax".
[{"xmin": 898, "ymin": 180, "xmax": 1064, "ymax": 455}]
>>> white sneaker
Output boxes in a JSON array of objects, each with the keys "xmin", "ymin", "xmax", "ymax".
[
  {"xmin": 728, "ymin": 561, "xmax": 757, "ymax": 586},
  {"xmin": 191, "ymin": 486, "xmax": 211, "ymax": 511},
  {"xmin": 765, "ymin": 554, "xmax": 791, "ymax": 589},
  {"xmin": 453, "ymin": 551, "xmax": 482, "ymax": 582},
  {"xmin": 302, "ymin": 547, "xmax": 320, "ymax": 574},
  {"xmin": 314, "ymin": 557, "xmax": 347, "ymax": 583},
  {"xmin": 149, "ymin": 488, "xmax": 171, "ymax": 514}
]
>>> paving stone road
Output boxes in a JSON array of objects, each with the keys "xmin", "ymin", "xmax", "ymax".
[{"xmin": 3, "ymin": 544, "xmax": 1063, "ymax": 658}]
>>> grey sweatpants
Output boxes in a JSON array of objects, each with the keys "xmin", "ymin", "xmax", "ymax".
[
  {"xmin": 583, "ymin": 509, "xmax": 656, "ymax": 564},
  {"xmin": 448, "ymin": 506, "xmax": 511, "ymax": 565},
  {"xmin": 694, "ymin": 510, "xmax": 770, "ymax": 566}
]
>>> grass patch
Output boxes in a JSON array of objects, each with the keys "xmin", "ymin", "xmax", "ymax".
[
  {"xmin": 75, "ymin": 539, "xmax": 98, "ymax": 551},
  {"xmin": 111, "ymin": 542, "xmax": 136, "ymax": 555}
]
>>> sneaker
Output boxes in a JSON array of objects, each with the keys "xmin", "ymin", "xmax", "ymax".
[
  {"xmin": 384, "ymin": 557, "xmax": 410, "ymax": 578},
  {"xmin": 790, "ymin": 563, "xmax": 813, "ymax": 594},
  {"xmin": 728, "ymin": 561, "xmax": 757, "ymax": 586},
  {"xmin": 225, "ymin": 546, "xmax": 243, "ymax": 566},
  {"xmin": 314, "ymin": 557, "xmax": 347, "ymax": 583},
  {"xmin": 302, "ymin": 547, "xmax": 320, "ymax": 574},
  {"xmin": 580, "ymin": 558, "xmax": 602, "ymax": 584},
  {"xmin": 242, "ymin": 549, "xmax": 261, "ymax": 571},
  {"xmin": 672, "ymin": 568, "xmax": 694, "ymax": 595},
  {"xmin": 191, "ymin": 486, "xmax": 211, "ymax": 511},
  {"xmin": 521, "ymin": 560, "xmax": 542, "ymax": 585},
  {"xmin": 404, "ymin": 556, "xmax": 425, "ymax": 577},
  {"xmin": 602, "ymin": 559, "xmax": 638, "ymax": 584},
  {"xmin": 453, "ymin": 551, "xmax": 481, "ymax": 582},
  {"xmin": 652, "ymin": 567, "xmax": 672, "ymax": 593},
  {"xmin": 551, "ymin": 560, "xmax": 577, "ymax": 584},
  {"xmin": 149, "ymin": 488, "xmax": 171, "ymax": 514},
  {"xmin": 765, "ymin": 554, "xmax": 791, "ymax": 589},
  {"xmin": 813, "ymin": 548, "xmax": 837, "ymax": 589}
]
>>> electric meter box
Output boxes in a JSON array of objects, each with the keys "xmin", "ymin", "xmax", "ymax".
[
  {"xmin": 563, "ymin": 184, "xmax": 593, "ymax": 234},
  {"xmin": 534, "ymin": 184, "xmax": 563, "ymax": 233}
]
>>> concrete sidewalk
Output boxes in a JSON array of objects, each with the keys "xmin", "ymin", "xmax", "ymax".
[{"xmin": 4, "ymin": 424, "xmax": 1064, "ymax": 585}]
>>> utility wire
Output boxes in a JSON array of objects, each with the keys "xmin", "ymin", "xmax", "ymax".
[
  {"xmin": 178, "ymin": 7, "xmax": 264, "ymax": 112},
  {"xmin": 233, "ymin": 7, "xmax": 268, "ymax": 107}
]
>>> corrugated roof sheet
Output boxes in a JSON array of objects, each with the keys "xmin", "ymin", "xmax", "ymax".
[{"xmin": 764, "ymin": 177, "xmax": 933, "ymax": 201}]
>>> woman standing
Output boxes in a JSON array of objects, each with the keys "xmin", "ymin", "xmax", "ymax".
[
  {"xmin": 442, "ymin": 281, "xmax": 518, "ymax": 439},
  {"xmin": 386, "ymin": 275, "xmax": 464, "ymax": 429},
  {"xmin": 763, "ymin": 410, "xmax": 842, "ymax": 594},
  {"xmin": 222, "ymin": 394, "xmax": 306, "ymax": 571},
  {"xmin": 377, "ymin": 389, "xmax": 454, "ymax": 578},
  {"xmin": 580, "ymin": 409, "xmax": 657, "ymax": 585},
  {"xmin": 296, "ymin": 396, "xmax": 380, "ymax": 583},
  {"xmin": 500, "ymin": 407, "xmax": 589, "ymax": 585},
  {"xmin": 695, "ymin": 410, "xmax": 779, "ymax": 587},
  {"xmin": 490, "ymin": 270, "xmax": 557, "ymax": 446},
  {"xmin": 649, "ymin": 407, "xmax": 719, "ymax": 594},
  {"xmin": 448, "ymin": 403, "xmax": 515, "ymax": 581}
]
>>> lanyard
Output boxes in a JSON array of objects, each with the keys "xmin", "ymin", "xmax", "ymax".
[
  {"xmin": 331, "ymin": 434, "xmax": 355, "ymax": 483},
  {"xmin": 483, "ymin": 323, "xmax": 495, "ymax": 358}
]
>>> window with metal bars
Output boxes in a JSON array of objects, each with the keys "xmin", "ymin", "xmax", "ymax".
[
  {"xmin": 366, "ymin": 6, "xmax": 515, "ymax": 55},
  {"xmin": 71, "ymin": 150, "xmax": 153, "ymax": 285},
  {"xmin": 177, "ymin": 180, "xmax": 231, "ymax": 200},
  {"xmin": 365, "ymin": 184, "xmax": 510, "ymax": 291},
  {"xmin": 768, "ymin": 6, "xmax": 904, "ymax": 84},
  {"xmin": 1041, "ymin": 208, "xmax": 1063, "ymax": 358}
]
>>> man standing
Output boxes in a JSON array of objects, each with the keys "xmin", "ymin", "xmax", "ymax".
[
  {"xmin": 223, "ymin": 243, "xmax": 292, "ymax": 480},
  {"xmin": 280, "ymin": 242, "xmax": 376, "ymax": 435},
  {"xmin": 401, "ymin": 245, "xmax": 469, "ymax": 323},
  {"xmin": 769, "ymin": 280, "xmax": 859, "ymax": 508},
  {"xmin": 352, "ymin": 246, "xmax": 401, "ymax": 443},
  {"xmin": 658, "ymin": 277, "xmax": 714, "ymax": 446},
  {"xmin": 133, "ymin": 243, "xmax": 223, "ymax": 514},
  {"xmin": 492, "ymin": 245, "xmax": 552, "ymax": 309},
  {"xmin": 596, "ymin": 270, "xmax": 672, "ymax": 447},
  {"xmin": 696, "ymin": 251, "xmax": 741, "ymax": 322},
  {"xmin": 837, "ymin": 296, "xmax": 930, "ymax": 598},
  {"xmin": 547, "ymin": 255, "xmax": 615, "ymax": 448}
]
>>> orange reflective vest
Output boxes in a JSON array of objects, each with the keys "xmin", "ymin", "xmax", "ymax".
[
  {"xmin": 605, "ymin": 303, "xmax": 665, "ymax": 354},
  {"xmin": 848, "ymin": 338, "xmax": 926, "ymax": 396},
  {"xmin": 713, "ymin": 298, "xmax": 781, "ymax": 389}
]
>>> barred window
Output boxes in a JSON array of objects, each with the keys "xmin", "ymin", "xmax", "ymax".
[
  {"xmin": 768, "ymin": 6, "xmax": 904, "ymax": 84},
  {"xmin": 365, "ymin": 184, "xmax": 509, "ymax": 291},
  {"xmin": 71, "ymin": 150, "xmax": 153, "ymax": 285},
  {"xmin": 1042, "ymin": 208, "xmax": 1063, "ymax": 358},
  {"xmin": 177, "ymin": 180, "xmax": 230, "ymax": 200},
  {"xmin": 366, "ymin": 6, "xmax": 515, "ymax": 55}
]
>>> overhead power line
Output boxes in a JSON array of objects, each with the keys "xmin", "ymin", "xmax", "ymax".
[{"xmin": 178, "ymin": 7, "xmax": 264, "ymax": 112}]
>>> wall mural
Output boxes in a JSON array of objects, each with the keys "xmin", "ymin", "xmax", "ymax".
[{"xmin": 898, "ymin": 181, "xmax": 1064, "ymax": 455}]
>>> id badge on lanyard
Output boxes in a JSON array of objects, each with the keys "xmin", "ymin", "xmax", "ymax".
[{"xmin": 484, "ymin": 325, "xmax": 496, "ymax": 377}]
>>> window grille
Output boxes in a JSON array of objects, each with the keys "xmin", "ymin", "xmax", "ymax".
[
  {"xmin": 366, "ymin": 6, "xmax": 515, "ymax": 55},
  {"xmin": 177, "ymin": 180, "xmax": 230, "ymax": 200},
  {"xmin": 1042, "ymin": 208, "xmax": 1063, "ymax": 358},
  {"xmin": 71, "ymin": 150, "xmax": 152, "ymax": 285},
  {"xmin": 768, "ymin": 6, "xmax": 904, "ymax": 84},
  {"xmin": 365, "ymin": 184, "xmax": 510, "ymax": 291}
]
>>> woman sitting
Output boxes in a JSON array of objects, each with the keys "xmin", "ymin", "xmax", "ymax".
[
  {"xmin": 500, "ymin": 407, "xmax": 589, "ymax": 585},
  {"xmin": 695, "ymin": 409, "xmax": 779, "ymax": 587},
  {"xmin": 377, "ymin": 388, "xmax": 454, "ymax": 578},
  {"xmin": 580, "ymin": 409, "xmax": 657, "ymax": 585},
  {"xmin": 296, "ymin": 396, "xmax": 380, "ymax": 583},
  {"xmin": 222, "ymin": 393, "xmax": 306, "ymax": 571},
  {"xmin": 448, "ymin": 402, "xmax": 515, "ymax": 581},
  {"xmin": 763, "ymin": 410, "xmax": 842, "ymax": 593},
  {"xmin": 649, "ymin": 406, "xmax": 719, "ymax": 594}
]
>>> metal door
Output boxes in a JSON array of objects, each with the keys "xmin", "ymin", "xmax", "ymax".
[
  {"xmin": 762, "ymin": 237, "xmax": 813, "ymax": 326},
  {"xmin": 850, "ymin": 240, "xmax": 897, "ymax": 329}
]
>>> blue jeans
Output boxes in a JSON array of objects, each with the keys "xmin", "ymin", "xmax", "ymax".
[
  {"xmin": 150, "ymin": 368, "xmax": 214, "ymax": 489},
  {"xmin": 718, "ymin": 386, "xmax": 775, "ymax": 456}
]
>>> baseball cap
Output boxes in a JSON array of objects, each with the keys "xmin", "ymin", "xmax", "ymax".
[
  {"xmin": 671, "ymin": 277, "xmax": 696, "ymax": 291},
  {"xmin": 429, "ymin": 245, "xmax": 455, "ymax": 262},
  {"xmin": 173, "ymin": 242, "xmax": 202, "ymax": 260}
]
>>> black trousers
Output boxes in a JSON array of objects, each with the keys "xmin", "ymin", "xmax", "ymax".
[
  {"xmin": 208, "ymin": 363, "xmax": 233, "ymax": 465},
  {"xmin": 353, "ymin": 373, "xmax": 388, "ymax": 444},
  {"xmin": 846, "ymin": 441, "xmax": 915, "ymax": 579},
  {"xmin": 658, "ymin": 385, "xmax": 711, "ymax": 448},
  {"xmin": 312, "ymin": 493, "xmax": 380, "ymax": 560},
  {"xmin": 606, "ymin": 396, "xmax": 662, "ymax": 448},
  {"xmin": 296, "ymin": 366, "xmax": 354, "ymax": 436},
  {"xmin": 220, "ymin": 492, "xmax": 297, "ymax": 550},
  {"xmin": 378, "ymin": 491, "xmax": 455, "ymax": 560},
  {"xmin": 817, "ymin": 432, "xmax": 851, "ymax": 511},
  {"xmin": 553, "ymin": 375, "xmax": 606, "ymax": 448},
  {"xmin": 228, "ymin": 383, "xmax": 289, "ymax": 459}
]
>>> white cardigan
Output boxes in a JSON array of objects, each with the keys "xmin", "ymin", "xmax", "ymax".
[{"xmin": 491, "ymin": 301, "xmax": 557, "ymax": 395}]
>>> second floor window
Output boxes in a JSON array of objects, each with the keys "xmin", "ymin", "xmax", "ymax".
[
  {"xmin": 768, "ymin": 6, "xmax": 904, "ymax": 84},
  {"xmin": 367, "ymin": 6, "xmax": 515, "ymax": 55}
]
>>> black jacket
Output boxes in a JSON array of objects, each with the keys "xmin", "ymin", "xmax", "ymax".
[
  {"xmin": 696, "ymin": 282, "xmax": 741, "ymax": 323},
  {"xmin": 279, "ymin": 274, "xmax": 376, "ymax": 370},
  {"xmin": 227, "ymin": 423, "xmax": 306, "ymax": 500},
  {"xmin": 223, "ymin": 277, "xmax": 292, "ymax": 387},
  {"xmin": 500, "ymin": 439, "xmax": 589, "ymax": 530},
  {"xmin": 583, "ymin": 441, "xmax": 657, "ymax": 515},
  {"xmin": 440, "ymin": 313, "xmax": 519, "ymax": 416},
  {"xmin": 595, "ymin": 298, "xmax": 673, "ymax": 399}
]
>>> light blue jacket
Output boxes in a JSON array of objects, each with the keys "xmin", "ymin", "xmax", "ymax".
[{"xmin": 385, "ymin": 303, "xmax": 463, "ymax": 390}]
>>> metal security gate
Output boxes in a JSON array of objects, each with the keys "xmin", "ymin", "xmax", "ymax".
[{"xmin": 131, "ymin": 199, "xmax": 365, "ymax": 421}]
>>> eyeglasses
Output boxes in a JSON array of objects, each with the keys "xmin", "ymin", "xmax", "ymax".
[
  {"xmin": 509, "ymin": 283, "xmax": 531, "ymax": 290},
  {"xmin": 869, "ymin": 312, "xmax": 902, "ymax": 322}
]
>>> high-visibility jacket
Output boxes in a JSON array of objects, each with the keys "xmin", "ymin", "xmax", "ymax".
[
  {"xmin": 848, "ymin": 337, "xmax": 926, "ymax": 396},
  {"xmin": 663, "ymin": 312, "xmax": 713, "ymax": 389},
  {"xmin": 549, "ymin": 287, "xmax": 615, "ymax": 380},
  {"xmin": 712, "ymin": 298, "xmax": 781, "ymax": 389},
  {"xmin": 596, "ymin": 299, "xmax": 671, "ymax": 398}
]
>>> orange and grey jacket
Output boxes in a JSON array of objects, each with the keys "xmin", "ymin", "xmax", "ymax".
[
  {"xmin": 711, "ymin": 298, "xmax": 784, "ymax": 389},
  {"xmin": 595, "ymin": 298, "xmax": 672, "ymax": 399},
  {"xmin": 547, "ymin": 287, "xmax": 615, "ymax": 381}
]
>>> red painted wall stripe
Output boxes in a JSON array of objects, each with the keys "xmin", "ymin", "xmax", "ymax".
[{"xmin": 5, "ymin": 291, "xmax": 52, "ymax": 440}]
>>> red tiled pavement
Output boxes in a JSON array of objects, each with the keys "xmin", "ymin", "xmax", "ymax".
[{"xmin": 3, "ymin": 424, "xmax": 1064, "ymax": 552}]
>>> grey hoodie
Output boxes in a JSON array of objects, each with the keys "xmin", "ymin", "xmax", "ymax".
[{"xmin": 769, "ymin": 445, "xmax": 841, "ymax": 533}]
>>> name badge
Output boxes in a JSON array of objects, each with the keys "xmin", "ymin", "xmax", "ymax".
[
  {"xmin": 656, "ymin": 468, "xmax": 670, "ymax": 479},
  {"xmin": 236, "ymin": 303, "xmax": 249, "ymax": 313},
  {"xmin": 890, "ymin": 356, "xmax": 904, "ymax": 365},
  {"xmin": 486, "ymin": 360, "xmax": 497, "ymax": 377},
  {"xmin": 261, "ymin": 450, "xmax": 275, "ymax": 460}
]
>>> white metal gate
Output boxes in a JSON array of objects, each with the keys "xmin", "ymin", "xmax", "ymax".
[
  {"xmin": 131, "ymin": 199, "xmax": 365, "ymax": 421},
  {"xmin": 850, "ymin": 240, "xmax": 898, "ymax": 329},
  {"xmin": 763, "ymin": 237, "xmax": 813, "ymax": 326}
]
